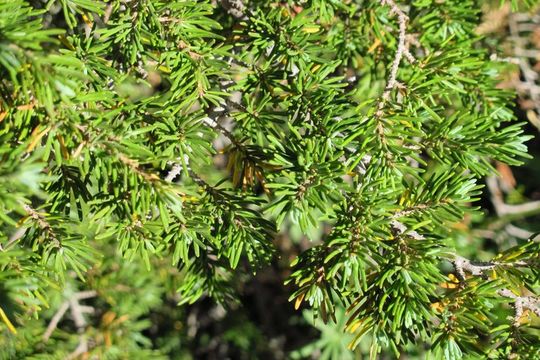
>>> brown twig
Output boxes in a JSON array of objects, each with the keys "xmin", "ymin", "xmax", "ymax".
[
  {"xmin": 66, "ymin": 295, "xmax": 92, "ymax": 360},
  {"xmin": 23, "ymin": 205, "xmax": 54, "ymax": 234},
  {"xmin": 117, "ymin": 153, "xmax": 160, "ymax": 182},
  {"xmin": 3, "ymin": 204, "xmax": 60, "ymax": 250},
  {"xmin": 485, "ymin": 176, "xmax": 540, "ymax": 242},
  {"xmin": 504, "ymin": 224, "xmax": 534, "ymax": 239}
]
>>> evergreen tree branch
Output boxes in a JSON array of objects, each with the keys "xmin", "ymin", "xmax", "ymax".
[
  {"xmin": 452, "ymin": 255, "xmax": 540, "ymax": 326},
  {"xmin": 498, "ymin": 289, "xmax": 540, "ymax": 325},
  {"xmin": 23, "ymin": 205, "xmax": 53, "ymax": 235},
  {"xmin": 202, "ymin": 112, "xmax": 236, "ymax": 144},
  {"xmin": 20, "ymin": 204, "xmax": 61, "ymax": 247},
  {"xmin": 1, "ymin": 1, "xmax": 537, "ymax": 357}
]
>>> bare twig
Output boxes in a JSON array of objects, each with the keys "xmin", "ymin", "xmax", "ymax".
[
  {"xmin": 67, "ymin": 296, "xmax": 89, "ymax": 360},
  {"xmin": 489, "ymin": 53, "xmax": 520, "ymax": 65},
  {"xmin": 496, "ymin": 199, "xmax": 540, "ymax": 217},
  {"xmin": 74, "ymin": 290, "xmax": 98, "ymax": 300},
  {"xmin": 202, "ymin": 112, "xmax": 237, "ymax": 144},
  {"xmin": 165, "ymin": 163, "xmax": 183, "ymax": 182},
  {"xmin": 219, "ymin": 0, "xmax": 246, "ymax": 19},
  {"xmin": 508, "ymin": 13, "xmax": 540, "ymax": 130},
  {"xmin": 103, "ymin": 3, "xmax": 113, "ymax": 24},
  {"xmin": 484, "ymin": 174, "xmax": 540, "ymax": 244},
  {"xmin": 166, "ymin": 154, "xmax": 206, "ymax": 188},
  {"xmin": 42, "ymin": 301, "xmax": 70, "ymax": 341},
  {"xmin": 390, "ymin": 219, "xmax": 425, "ymax": 240},
  {"xmin": 66, "ymin": 339, "xmax": 89, "ymax": 360},
  {"xmin": 376, "ymin": 0, "xmax": 416, "ymax": 119},
  {"xmin": 453, "ymin": 255, "xmax": 502, "ymax": 279},
  {"xmin": 453, "ymin": 255, "xmax": 529, "ymax": 275},
  {"xmin": 504, "ymin": 224, "xmax": 534, "ymax": 239},
  {"xmin": 486, "ymin": 176, "xmax": 540, "ymax": 220},
  {"xmin": 43, "ymin": 290, "xmax": 97, "ymax": 343}
]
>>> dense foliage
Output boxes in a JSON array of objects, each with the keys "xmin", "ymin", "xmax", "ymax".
[{"xmin": 0, "ymin": 0, "xmax": 539, "ymax": 358}]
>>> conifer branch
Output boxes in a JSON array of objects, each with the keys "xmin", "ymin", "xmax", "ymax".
[
  {"xmin": 117, "ymin": 153, "xmax": 160, "ymax": 182},
  {"xmin": 23, "ymin": 204, "xmax": 53, "ymax": 234},
  {"xmin": 497, "ymin": 289, "xmax": 540, "ymax": 325},
  {"xmin": 202, "ymin": 113, "xmax": 237, "ymax": 144},
  {"xmin": 452, "ymin": 255, "xmax": 540, "ymax": 326},
  {"xmin": 1, "ymin": 1, "xmax": 537, "ymax": 357},
  {"xmin": 21, "ymin": 204, "xmax": 60, "ymax": 247}
]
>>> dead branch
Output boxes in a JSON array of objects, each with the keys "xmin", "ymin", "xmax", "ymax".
[
  {"xmin": 376, "ymin": 0, "xmax": 416, "ymax": 118},
  {"xmin": 42, "ymin": 290, "xmax": 97, "ymax": 351}
]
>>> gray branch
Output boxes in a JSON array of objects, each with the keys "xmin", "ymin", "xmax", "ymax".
[
  {"xmin": 376, "ymin": 0, "xmax": 416, "ymax": 118},
  {"xmin": 452, "ymin": 255, "xmax": 539, "ymax": 327}
]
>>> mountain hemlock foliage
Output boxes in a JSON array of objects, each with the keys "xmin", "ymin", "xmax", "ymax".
[{"xmin": 0, "ymin": 0, "xmax": 539, "ymax": 359}]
